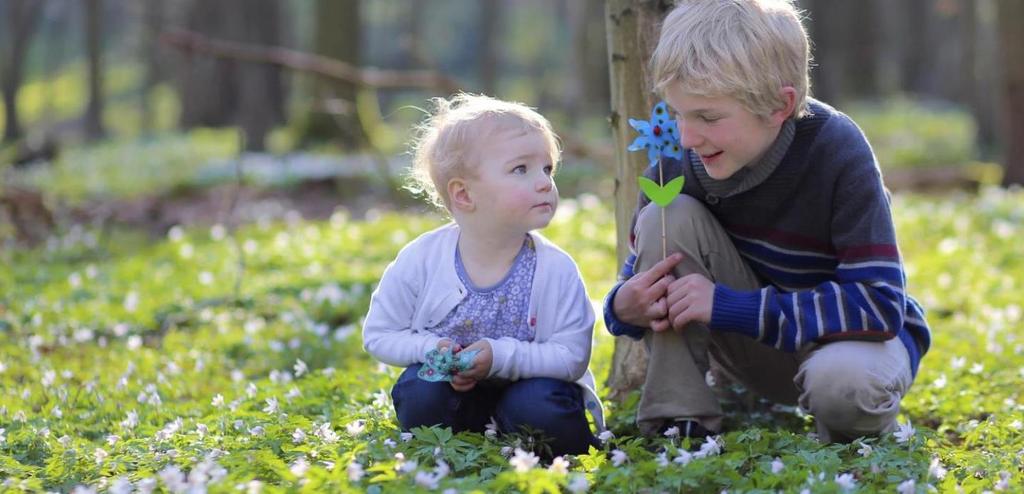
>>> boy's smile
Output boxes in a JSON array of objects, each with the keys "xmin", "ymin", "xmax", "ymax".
[
  {"xmin": 699, "ymin": 150, "xmax": 724, "ymax": 165},
  {"xmin": 664, "ymin": 83, "xmax": 790, "ymax": 181}
]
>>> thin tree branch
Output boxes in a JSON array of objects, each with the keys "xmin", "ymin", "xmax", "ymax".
[{"xmin": 160, "ymin": 28, "xmax": 463, "ymax": 94}]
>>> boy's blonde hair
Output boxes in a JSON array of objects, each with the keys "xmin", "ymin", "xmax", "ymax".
[
  {"xmin": 652, "ymin": 0, "xmax": 810, "ymax": 118},
  {"xmin": 407, "ymin": 93, "xmax": 561, "ymax": 211}
]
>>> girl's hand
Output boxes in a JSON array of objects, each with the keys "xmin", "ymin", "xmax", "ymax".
[
  {"xmin": 437, "ymin": 338, "xmax": 461, "ymax": 353},
  {"xmin": 451, "ymin": 340, "xmax": 492, "ymax": 392}
]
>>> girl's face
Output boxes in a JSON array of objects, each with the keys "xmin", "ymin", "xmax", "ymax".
[
  {"xmin": 664, "ymin": 83, "xmax": 784, "ymax": 180},
  {"xmin": 465, "ymin": 127, "xmax": 558, "ymax": 235}
]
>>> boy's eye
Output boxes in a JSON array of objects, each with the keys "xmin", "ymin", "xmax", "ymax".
[
  {"xmin": 512, "ymin": 165, "xmax": 527, "ymax": 174},
  {"xmin": 700, "ymin": 115, "xmax": 720, "ymax": 123},
  {"xmin": 543, "ymin": 165, "xmax": 554, "ymax": 176}
]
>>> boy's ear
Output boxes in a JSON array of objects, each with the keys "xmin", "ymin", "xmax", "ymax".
[
  {"xmin": 770, "ymin": 86, "xmax": 798, "ymax": 126},
  {"xmin": 448, "ymin": 178, "xmax": 475, "ymax": 213}
]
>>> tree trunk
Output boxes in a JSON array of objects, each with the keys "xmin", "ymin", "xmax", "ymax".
[
  {"xmin": 138, "ymin": 0, "xmax": 164, "ymax": 135},
  {"xmin": 83, "ymin": 0, "xmax": 107, "ymax": 141},
  {"xmin": 1, "ymin": 0, "xmax": 45, "ymax": 143},
  {"xmin": 971, "ymin": 0, "xmax": 1002, "ymax": 156},
  {"xmin": 802, "ymin": 0, "xmax": 882, "ymax": 103},
  {"xmin": 845, "ymin": 0, "xmax": 879, "ymax": 98},
  {"xmin": 927, "ymin": 0, "xmax": 966, "ymax": 101},
  {"xmin": 401, "ymin": 0, "xmax": 429, "ymax": 69},
  {"xmin": 872, "ymin": 0, "xmax": 904, "ymax": 96},
  {"xmin": 566, "ymin": 0, "xmax": 611, "ymax": 121},
  {"xmin": 230, "ymin": 0, "xmax": 283, "ymax": 152},
  {"xmin": 902, "ymin": 0, "xmax": 933, "ymax": 96},
  {"xmin": 178, "ymin": 1, "xmax": 237, "ymax": 128},
  {"xmin": 998, "ymin": 0, "xmax": 1024, "ymax": 186},
  {"xmin": 295, "ymin": 0, "xmax": 364, "ymax": 148},
  {"xmin": 176, "ymin": 0, "xmax": 286, "ymax": 150},
  {"xmin": 478, "ymin": 0, "xmax": 501, "ymax": 94},
  {"xmin": 585, "ymin": 5, "xmax": 612, "ymax": 115},
  {"xmin": 605, "ymin": 0, "xmax": 672, "ymax": 401},
  {"xmin": 565, "ymin": 0, "xmax": 585, "ymax": 121},
  {"xmin": 801, "ymin": 0, "xmax": 842, "ymax": 103}
]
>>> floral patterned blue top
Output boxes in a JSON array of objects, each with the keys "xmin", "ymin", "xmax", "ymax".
[{"xmin": 429, "ymin": 236, "xmax": 536, "ymax": 347}]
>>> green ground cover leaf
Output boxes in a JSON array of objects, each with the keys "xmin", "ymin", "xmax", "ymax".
[{"xmin": 1, "ymin": 190, "xmax": 1023, "ymax": 491}]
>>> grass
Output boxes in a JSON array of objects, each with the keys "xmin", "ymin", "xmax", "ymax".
[
  {"xmin": 844, "ymin": 97, "xmax": 978, "ymax": 169},
  {"xmin": 1, "ymin": 187, "xmax": 1023, "ymax": 492}
]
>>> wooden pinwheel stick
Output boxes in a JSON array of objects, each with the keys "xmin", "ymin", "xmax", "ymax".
[{"xmin": 659, "ymin": 164, "xmax": 667, "ymax": 260}]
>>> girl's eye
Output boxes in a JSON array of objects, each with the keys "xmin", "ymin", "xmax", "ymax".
[
  {"xmin": 700, "ymin": 115, "xmax": 720, "ymax": 123},
  {"xmin": 512, "ymin": 165, "xmax": 527, "ymax": 174},
  {"xmin": 543, "ymin": 165, "xmax": 554, "ymax": 176}
]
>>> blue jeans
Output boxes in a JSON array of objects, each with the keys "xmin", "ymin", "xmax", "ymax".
[{"xmin": 391, "ymin": 364, "xmax": 598, "ymax": 456}]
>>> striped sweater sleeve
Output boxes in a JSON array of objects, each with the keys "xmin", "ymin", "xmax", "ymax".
[{"xmin": 710, "ymin": 133, "xmax": 907, "ymax": 352}]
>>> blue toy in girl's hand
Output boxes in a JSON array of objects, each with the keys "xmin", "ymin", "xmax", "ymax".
[
  {"xmin": 418, "ymin": 347, "xmax": 481, "ymax": 382},
  {"xmin": 628, "ymin": 101, "xmax": 684, "ymax": 167}
]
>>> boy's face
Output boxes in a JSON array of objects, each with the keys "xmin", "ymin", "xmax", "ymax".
[
  {"xmin": 664, "ymin": 83, "xmax": 784, "ymax": 180},
  {"xmin": 464, "ymin": 127, "xmax": 559, "ymax": 233}
]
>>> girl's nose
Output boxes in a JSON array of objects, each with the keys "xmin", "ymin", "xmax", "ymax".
[{"xmin": 536, "ymin": 174, "xmax": 553, "ymax": 192}]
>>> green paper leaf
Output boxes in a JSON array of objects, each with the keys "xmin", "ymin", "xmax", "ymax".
[{"xmin": 638, "ymin": 175, "xmax": 685, "ymax": 207}]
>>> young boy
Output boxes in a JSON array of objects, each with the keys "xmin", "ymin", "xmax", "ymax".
[{"xmin": 604, "ymin": 0, "xmax": 930, "ymax": 443}]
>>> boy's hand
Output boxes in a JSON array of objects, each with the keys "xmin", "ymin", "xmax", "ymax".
[
  {"xmin": 666, "ymin": 273, "xmax": 714, "ymax": 330},
  {"xmin": 612, "ymin": 253, "xmax": 682, "ymax": 329},
  {"xmin": 451, "ymin": 340, "xmax": 492, "ymax": 392}
]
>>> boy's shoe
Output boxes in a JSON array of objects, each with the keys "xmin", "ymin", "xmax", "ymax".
[
  {"xmin": 658, "ymin": 419, "xmax": 715, "ymax": 441},
  {"xmin": 642, "ymin": 419, "xmax": 717, "ymax": 453}
]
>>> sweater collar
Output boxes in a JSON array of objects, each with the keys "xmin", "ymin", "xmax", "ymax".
[{"xmin": 691, "ymin": 118, "xmax": 796, "ymax": 198}]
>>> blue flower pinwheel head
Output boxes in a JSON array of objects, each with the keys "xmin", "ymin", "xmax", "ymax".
[{"xmin": 627, "ymin": 102, "xmax": 684, "ymax": 167}]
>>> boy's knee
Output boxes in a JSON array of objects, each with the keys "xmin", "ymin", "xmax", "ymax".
[
  {"xmin": 797, "ymin": 345, "xmax": 906, "ymax": 440},
  {"xmin": 636, "ymin": 195, "xmax": 721, "ymax": 275},
  {"xmin": 638, "ymin": 194, "xmax": 712, "ymax": 240}
]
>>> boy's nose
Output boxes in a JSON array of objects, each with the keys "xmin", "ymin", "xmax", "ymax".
[
  {"xmin": 677, "ymin": 118, "xmax": 702, "ymax": 149},
  {"xmin": 679, "ymin": 128, "xmax": 701, "ymax": 149}
]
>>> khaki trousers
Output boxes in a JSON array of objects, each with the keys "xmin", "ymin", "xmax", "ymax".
[{"xmin": 633, "ymin": 195, "xmax": 913, "ymax": 443}]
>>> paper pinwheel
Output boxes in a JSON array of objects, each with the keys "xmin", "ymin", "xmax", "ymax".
[
  {"xmin": 627, "ymin": 101, "xmax": 687, "ymax": 258},
  {"xmin": 628, "ymin": 101, "xmax": 684, "ymax": 168},
  {"xmin": 418, "ymin": 347, "xmax": 481, "ymax": 382},
  {"xmin": 628, "ymin": 102, "xmax": 685, "ymax": 207}
]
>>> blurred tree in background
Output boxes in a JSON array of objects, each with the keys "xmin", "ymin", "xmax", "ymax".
[
  {"xmin": 0, "ymin": 0, "xmax": 1021, "ymax": 186},
  {"xmin": 0, "ymin": 0, "xmax": 45, "ymax": 143},
  {"xmin": 996, "ymin": 0, "xmax": 1024, "ymax": 186},
  {"xmin": 294, "ymin": 0, "xmax": 365, "ymax": 149},
  {"xmin": 83, "ymin": 0, "xmax": 107, "ymax": 141},
  {"xmin": 175, "ymin": 0, "xmax": 287, "ymax": 151},
  {"xmin": 801, "ymin": 0, "xmax": 1003, "ymax": 156}
]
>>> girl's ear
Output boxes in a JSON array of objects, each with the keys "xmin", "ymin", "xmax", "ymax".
[
  {"xmin": 448, "ymin": 178, "xmax": 474, "ymax": 213},
  {"xmin": 770, "ymin": 86, "xmax": 798, "ymax": 126}
]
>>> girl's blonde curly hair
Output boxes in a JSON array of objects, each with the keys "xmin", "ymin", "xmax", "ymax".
[{"xmin": 406, "ymin": 93, "xmax": 561, "ymax": 211}]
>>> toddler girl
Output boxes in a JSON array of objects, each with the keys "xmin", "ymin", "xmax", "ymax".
[{"xmin": 362, "ymin": 93, "xmax": 603, "ymax": 456}]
